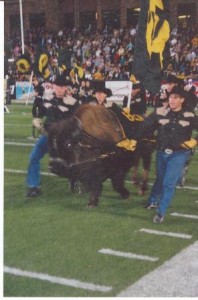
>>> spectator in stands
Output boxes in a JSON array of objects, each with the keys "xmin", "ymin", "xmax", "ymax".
[{"xmin": 7, "ymin": 21, "xmax": 197, "ymax": 90}]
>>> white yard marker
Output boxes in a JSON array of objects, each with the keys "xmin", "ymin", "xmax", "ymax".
[
  {"xmin": 5, "ymin": 169, "xmax": 198, "ymax": 191},
  {"xmin": 4, "ymin": 266, "xmax": 112, "ymax": 293},
  {"xmin": 5, "ymin": 124, "xmax": 32, "ymax": 127},
  {"xmin": 175, "ymin": 185, "xmax": 198, "ymax": 191},
  {"xmin": 125, "ymin": 179, "xmax": 198, "ymax": 191},
  {"xmin": 140, "ymin": 228, "xmax": 192, "ymax": 239},
  {"xmin": 5, "ymin": 141, "xmax": 34, "ymax": 147},
  {"xmin": 98, "ymin": 248, "xmax": 158, "ymax": 262},
  {"xmin": 170, "ymin": 212, "xmax": 198, "ymax": 220},
  {"xmin": 5, "ymin": 169, "xmax": 55, "ymax": 176}
]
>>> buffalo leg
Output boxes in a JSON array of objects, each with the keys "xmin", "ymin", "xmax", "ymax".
[
  {"xmin": 131, "ymin": 152, "xmax": 140, "ymax": 187},
  {"xmin": 69, "ymin": 177, "xmax": 79, "ymax": 192},
  {"xmin": 111, "ymin": 171, "xmax": 130, "ymax": 199},
  {"xmin": 87, "ymin": 182, "xmax": 102, "ymax": 208}
]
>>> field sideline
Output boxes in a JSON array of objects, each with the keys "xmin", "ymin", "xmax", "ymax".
[{"xmin": 4, "ymin": 103, "xmax": 198, "ymax": 297}]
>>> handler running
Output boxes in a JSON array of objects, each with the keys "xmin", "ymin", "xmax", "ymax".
[
  {"xmin": 26, "ymin": 74, "xmax": 79, "ymax": 197},
  {"xmin": 136, "ymin": 86, "xmax": 198, "ymax": 223}
]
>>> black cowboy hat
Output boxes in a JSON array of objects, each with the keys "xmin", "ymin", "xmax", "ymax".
[
  {"xmin": 169, "ymin": 86, "xmax": 186, "ymax": 98},
  {"xmin": 166, "ymin": 74, "xmax": 178, "ymax": 84},
  {"xmin": 53, "ymin": 74, "xmax": 72, "ymax": 86},
  {"xmin": 92, "ymin": 80, "xmax": 112, "ymax": 97}
]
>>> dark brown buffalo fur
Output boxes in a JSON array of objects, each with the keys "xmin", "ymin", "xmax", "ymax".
[
  {"xmin": 47, "ymin": 104, "xmax": 152, "ymax": 207},
  {"xmin": 74, "ymin": 104, "xmax": 125, "ymax": 143}
]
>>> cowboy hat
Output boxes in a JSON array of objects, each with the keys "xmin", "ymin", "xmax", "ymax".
[
  {"xmin": 169, "ymin": 86, "xmax": 186, "ymax": 98},
  {"xmin": 92, "ymin": 81, "xmax": 112, "ymax": 97},
  {"xmin": 53, "ymin": 74, "xmax": 72, "ymax": 86}
]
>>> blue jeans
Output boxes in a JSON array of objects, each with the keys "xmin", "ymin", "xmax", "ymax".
[
  {"xmin": 26, "ymin": 135, "xmax": 48, "ymax": 188},
  {"xmin": 148, "ymin": 149, "xmax": 191, "ymax": 216}
]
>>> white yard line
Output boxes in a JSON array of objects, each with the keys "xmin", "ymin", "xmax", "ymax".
[
  {"xmin": 175, "ymin": 185, "xmax": 198, "ymax": 191},
  {"xmin": 125, "ymin": 179, "xmax": 198, "ymax": 191},
  {"xmin": 117, "ymin": 241, "xmax": 198, "ymax": 297},
  {"xmin": 4, "ymin": 266, "xmax": 112, "ymax": 293},
  {"xmin": 4, "ymin": 124, "xmax": 32, "ymax": 127},
  {"xmin": 5, "ymin": 168, "xmax": 198, "ymax": 191},
  {"xmin": 98, "ymin": 248, "xmax": 158, "ymax": 262},
  {"xmin": 139, "ymin": 228, "xmax": 192, "ymax": 239},
  {"xmin": 4, "ymin": 142, "xmax": 35, "ymax": 147},
  {"xmin": 4, "ymin": 141, "xmax": 198, "ymax": 191},
  {"xmin": 4, "ymin": 169, "xmax": 55, "ymax": 176},
  {"xmin": 170, "ymin": 212, "xmax": 198, "ymax": 220}
]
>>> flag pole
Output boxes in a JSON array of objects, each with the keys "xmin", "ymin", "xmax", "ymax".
[
  {"xmin": 26, "ymin": 70, "xmax": 34, "ymax": 106},
  {"xmin": 127, "ymin": 82, "xmax": 132, "ymax": 109},
  {"xmin": 19, "ymin": 0, "xmax": 32, "ymax": 106},
  {"xmin": 19, "ymin": 0, "xmax": 25, "ymax": 54}
]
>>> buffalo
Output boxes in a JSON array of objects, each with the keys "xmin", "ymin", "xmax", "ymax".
[{"xmin": 47, "ymin": 104, "xmax": 154, "ymax": 207}]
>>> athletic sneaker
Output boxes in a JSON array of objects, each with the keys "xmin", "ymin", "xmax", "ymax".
[
  {"xmin": 153, "ymin": 214, "xmax": 164, "ymax": 224},
  {"xmin": 144, "ymin": 203, "xmax": 158, "ymax": 209},
  {"xmin": 26, "ymin": 187, "xmax": 42, "ymax": 197}
]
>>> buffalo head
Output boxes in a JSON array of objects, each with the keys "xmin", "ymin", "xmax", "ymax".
[{"xmin": 48, "ymin": 117, "xmax": 83, "ymax": 177}]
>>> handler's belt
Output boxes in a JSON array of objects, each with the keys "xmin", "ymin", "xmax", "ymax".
[
  {"xmin": 164, "ymin": 148, "xmax": 173, "ymax": 154},
  {"xmin": 161, "ymin": 148, "xmax": 188, "ymax": 154}
]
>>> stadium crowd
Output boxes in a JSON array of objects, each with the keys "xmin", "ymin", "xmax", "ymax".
[{"xmin": 5, "ymin": 22, "xmax": 198, "ymax": 95}]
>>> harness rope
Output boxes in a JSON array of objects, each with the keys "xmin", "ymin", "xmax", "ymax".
[{"xmin": 50, "ymin": 150, "xmax": 118, "ymax": 170}]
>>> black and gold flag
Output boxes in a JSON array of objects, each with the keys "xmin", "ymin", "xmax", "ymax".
[
  {"xmin": 58, "ymin": 48, "xmax": 72, "ymax": 74},
  {"xmin": 132, "ymin": 0, "xmax": 170, "ymax": 94},
  {"xmin": 16, "ymin": 54, "xmax": 31, "ymax": 74},
  {"xmin": 34, "ymin": 49, "xmax": 51, "ymax": 79}
]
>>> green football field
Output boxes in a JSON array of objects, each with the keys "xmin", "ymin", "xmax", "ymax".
[{"xmin": 4, "ymin": 103, "xmax": 198, "ymax": 297}]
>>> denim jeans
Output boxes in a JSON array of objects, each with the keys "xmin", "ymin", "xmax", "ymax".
[
  {"xmin": 26, "ymin": 134, "xmax": 48, "ymax": 188},
  {"xmin": 147, "ymin": 149, "xmax": 191, "ymax": 216}
]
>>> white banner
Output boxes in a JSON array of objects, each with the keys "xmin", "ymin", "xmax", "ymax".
[
  {"xmin": 105, "ymin": 81, "xmax": 132, "ymax": 104},
  {"xmin": 15, "ymin": 81, "xmax": 34, "ymax": 100}
]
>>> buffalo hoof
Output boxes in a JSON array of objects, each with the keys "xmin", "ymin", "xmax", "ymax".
[
  {"xmin": 88, "ymin": 203, "xmax": 98, "ymax": 209},
  {"xmin": 69, "ymin": 179, "xmax": 79, "ymax": 192},
  {"xmin": 88, "ymin": 198, "xmax": 99, "ymax": 208},
  {"xmin": 120, "ymin": 189, "xmax": 130, "ymax": 199}
]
